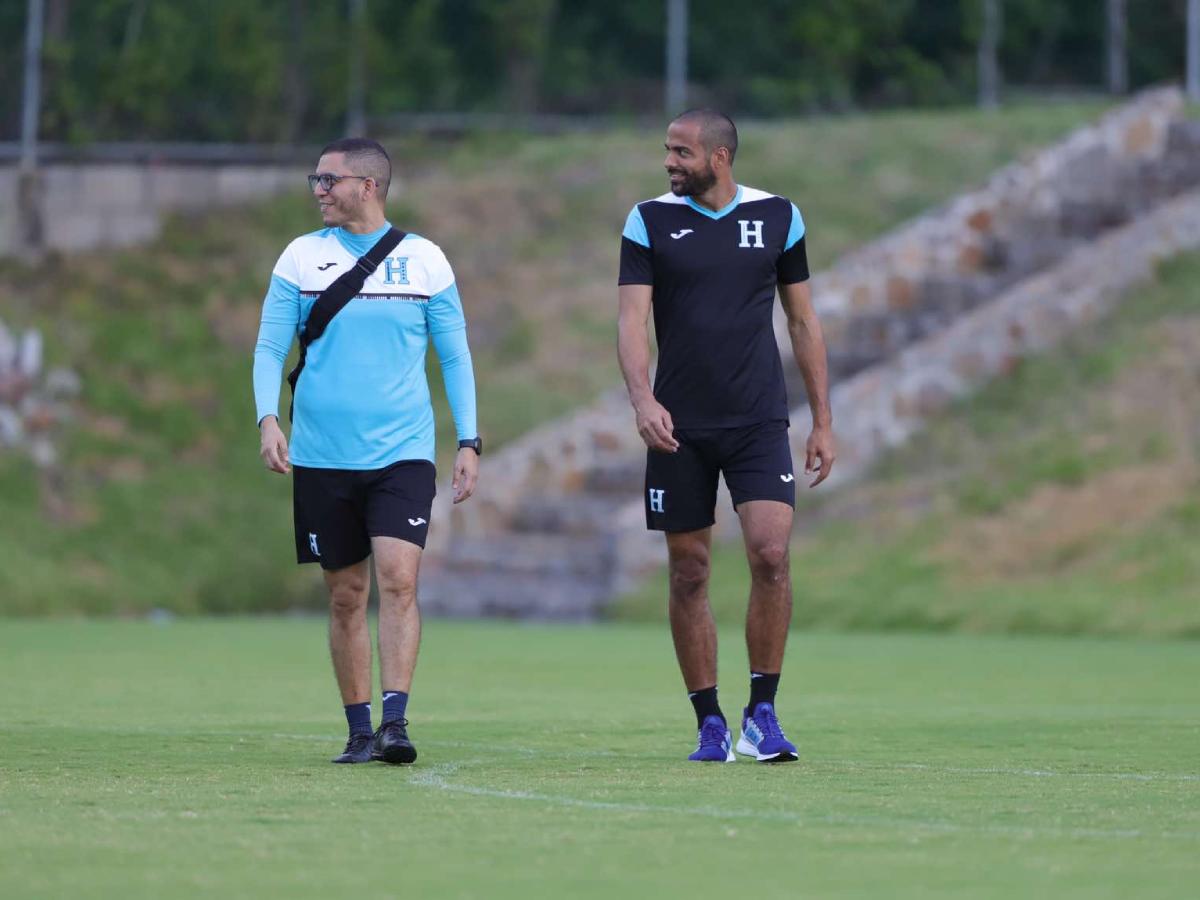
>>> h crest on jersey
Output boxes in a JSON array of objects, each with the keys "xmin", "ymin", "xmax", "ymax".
[
  {"xmin": 738, "ymin": 219, "xmax": 765, "ymax": 248},
  {"xmin": 382, "ymin": 256, "xmax": 409, "ymax": 285}
]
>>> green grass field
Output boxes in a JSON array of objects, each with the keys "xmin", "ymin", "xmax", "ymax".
[{"xmin": 2, "ymin": 619, "xmax": 1196, "ymax": 898}]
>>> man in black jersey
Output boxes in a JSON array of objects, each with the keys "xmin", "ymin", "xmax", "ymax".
[{"xmin": 617, "ymin": 109, "xmax": 835, "ymax": 763}]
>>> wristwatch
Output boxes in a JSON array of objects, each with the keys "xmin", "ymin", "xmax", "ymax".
[{"xmin": 458, "ymin": 437, "xmax": 483, "ymax": 456}]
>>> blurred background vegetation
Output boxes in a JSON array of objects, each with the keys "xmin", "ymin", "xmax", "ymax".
[{"xmin": 0, "ymin": 0, "xmax": 1193, "ymax": 143}]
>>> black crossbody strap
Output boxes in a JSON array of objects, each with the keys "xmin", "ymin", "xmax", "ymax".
[{"xmin": 286, "ymin": 227, "xmax": 406, "ymax": 421}]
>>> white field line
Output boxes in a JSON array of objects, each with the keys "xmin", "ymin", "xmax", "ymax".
[
  {"xmin": 411, "ymin": 759, "xmax": 1200, "ymax": 842},
  {"xmin": 5, "ymin": 730, "xmax": 1199, "ymax": 840},
  {"xmin": 238, "ymin": 732, "xmax": 1200, "ymax": 783},
  {"xmin": 17, "ymin": 726, "xmax": 1197, "ymax": 783}
]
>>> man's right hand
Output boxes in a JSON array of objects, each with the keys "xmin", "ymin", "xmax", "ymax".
[
  {"xmin": 634, "ymin": 398, "xmax": 679, "ymax": 453},
  {"xmin": 259, "ymin": 416, "xmax": 291, "ymax": 474}
]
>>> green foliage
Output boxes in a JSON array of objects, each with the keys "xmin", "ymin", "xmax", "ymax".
[
  {"xmin": 1, "ymin": 620, "xmax": 1198, "ymax": 898},
  {"xmin": 0, "ymin": 0, "xmax": 1187, "ymax": 141}
]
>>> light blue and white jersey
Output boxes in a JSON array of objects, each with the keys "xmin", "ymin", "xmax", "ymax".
[{"xmin": 252, "ymin": 223, "xmax": 477, "ymax": 469}]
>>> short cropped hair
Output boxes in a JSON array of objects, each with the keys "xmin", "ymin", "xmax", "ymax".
[
  {"xmin": 320, "ymin": 137, "xmax": 392, "ymax": 198},
  {"xmin": 672, "ymin": 109, "xmax": 739, "ymax": 164}
]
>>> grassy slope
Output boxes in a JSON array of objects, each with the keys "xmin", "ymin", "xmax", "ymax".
[
  {"xmin": 0, "ymin": 619, "xmax": 1196, "ymax": 899},
  {"xmin": 616, "ymin": 252, "xmax": 1200, "ymax": 637},
  {"xmin": 0, "ymin": 102, "xmax": 1108, "ymax": 615}
]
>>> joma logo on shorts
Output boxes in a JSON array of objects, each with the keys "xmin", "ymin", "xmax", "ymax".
[{"xmin": 308, "ymin": 533, "xmax": 320, "ymax": 556}]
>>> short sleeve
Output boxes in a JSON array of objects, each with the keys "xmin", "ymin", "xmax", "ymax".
[
  {"xmin": 778, "ymin": 204, "xmax": 809, "ymax": 283},
  {"xmin": 784, "ymin": 202, "xmax": 805, "ymax": 251},
  {"xmin": 420, "ymin": 242, "xmax": 456, "ymax": 297},
  {"xmin": 618, "ymin": 206, "xmax": 653, "ymax": 285},
  {"xmin": 271, "ymin": 240, "xmax": 301, "ymax": 285}
]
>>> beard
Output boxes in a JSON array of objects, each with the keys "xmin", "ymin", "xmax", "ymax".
[{"xmin": 669, "ymin": 164, "xmax": 718, "ymax": 197}]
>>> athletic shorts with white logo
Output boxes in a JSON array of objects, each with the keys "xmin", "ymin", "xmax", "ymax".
[
  {"xmin": 293, "ymin": 459, "xmax": 436, "ymax": 569},
  {"xmin": 644, "ymin": 419, "xmax": 795, "ymax": 532}
]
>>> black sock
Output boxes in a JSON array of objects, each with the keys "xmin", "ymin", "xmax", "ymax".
[
  {"xmin": 749, "ymin": 672, "xmax": 780, "ymax": 713},
  {"xmin": 382, "ymin": 690, "xmax": 409, "ymax": 724},
  {"xmin": 344, "ymin": 701, "xmax": 372, "ymax": 737},
  {"xmin": 687, "ymin": 686, "xmax": 724, "ymax": 729}
]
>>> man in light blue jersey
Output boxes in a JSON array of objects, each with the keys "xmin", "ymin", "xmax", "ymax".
[{"xmin": 253, "ymin": 138, "xmax": 481, "ymax": 765}]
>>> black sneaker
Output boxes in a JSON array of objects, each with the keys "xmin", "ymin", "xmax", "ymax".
[
  {"xmin": 372, "ymin": 718, "xmax": 417, "ymax": 765},
  {"xmin": 331, "ymin": 732, "xmax": 375, "ymax": 764}
]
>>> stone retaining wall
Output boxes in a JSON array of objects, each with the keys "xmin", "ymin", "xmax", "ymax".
[
  {"xmin": 822, "ymin": 186, "xmax": 1200, "ymax": 487},
  {"xmin": 779, "ymin": 87, "xmax": 1198, "ymax": 382},
  {"xmin": 0, "ymin": 163, "xmax": 306, "ymax": 257}
]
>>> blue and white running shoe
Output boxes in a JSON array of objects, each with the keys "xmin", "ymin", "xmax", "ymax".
[
  {"xmin": 688, "ymin": 714, "xmax": 736, "ymax": 762},
  {"xmin": 736, "ymin": 702, "xmax": 798, "ymax": 762}
]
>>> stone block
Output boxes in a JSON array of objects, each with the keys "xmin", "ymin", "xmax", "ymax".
[
  {"xmin": 965, "ymin": 207, "xmax": 993, "ymax": 233},
  {"xmin": 590, "ymin": 429, "xmax": 621, "ymax": 451},
  {"xmin": 885, "ymin": 276, "xmax": 916, "ymax": 311},
  {"xmin": 850, "ymin": 283, "xmax": 874, "ymax": 311},
  {"xmin": 915, "ymin": 381, "xmax": 952, "ymax": 416},
  {"xmin": 956, "ymin": 242, "xmax": 984, "ymax": 273},
  {"xmin": 951, "ymin": 351, "xmax": 987, "ymax": 381},
  {"xmin": 1121, "ymin": 116, "xmax": 1159, "ymax": 158},
  {"xmin": 559, "ymin": 467, "xmax": 587, "ymax": 492}
]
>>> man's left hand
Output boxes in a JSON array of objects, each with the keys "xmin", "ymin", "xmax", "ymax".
[
  {"xmin": 452, "ymin": 447, "xmax": 479, "ymax": 504},
  {"xmin": 805, "ymin": 426, "xmax": 836, "ymax": 488}
]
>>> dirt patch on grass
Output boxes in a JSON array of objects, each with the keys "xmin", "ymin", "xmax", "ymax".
[
  {"xmin": 931, "ymin": 315, "xmax": 1200, "ymax": 579},
  {"xmin": 934, "ymin": 464, "xmax": 1194, "ymax": 578}
]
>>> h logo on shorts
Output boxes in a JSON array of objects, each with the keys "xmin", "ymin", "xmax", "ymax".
[
  {"xmin": 738, "ymin": 219, "xmax": 765, "ymax": 248},
  {"xmin": 648, "ymin": 489, "xmax": 666, "ymax": 514},
  {"xmin": 308, "ymin": 532, "xmax": 321, "ymax": 556}
]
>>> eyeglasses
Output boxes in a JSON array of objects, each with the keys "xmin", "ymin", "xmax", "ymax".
[{"xmin": 307, "ymin": 172, "xmax": 369, "ymax": 191}]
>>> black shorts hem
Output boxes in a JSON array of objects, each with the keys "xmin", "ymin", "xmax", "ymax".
[
  {"xmin": 647, "ymin": 516, "xmax": 716, "ymax": 534},
  {"xmin": 298, "ymin": 547, "xmax": 372, "ymax": 571},
  {"xmin": 729, "ymin": 492, "xmax": 796, "ymax": 510},
  {"xmin": 366, "ymin": 531, "xmax": 429, "ymax": 551}
]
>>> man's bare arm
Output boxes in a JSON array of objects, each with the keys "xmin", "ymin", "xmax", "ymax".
[
  {"xmin": 778, "ymin": 279, "xmax": 835, "ymax": 486},
  {"xmin": 617, "ymin": 284, "xmax": 678, "ymax": 452}
]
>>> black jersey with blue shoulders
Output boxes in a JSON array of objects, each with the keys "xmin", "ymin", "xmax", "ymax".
[{"xmin": 618, "ymin": 185, "xmax": 809, "ymax": 429}]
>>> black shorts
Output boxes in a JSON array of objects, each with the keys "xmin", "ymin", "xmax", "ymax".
[
  {"xmin": 293, "ymin": 459, "xmax": 437, "ymax": 569},
  {"xmin": 644, "ymin": 419, "xmax": 795, "ymax": 533}
]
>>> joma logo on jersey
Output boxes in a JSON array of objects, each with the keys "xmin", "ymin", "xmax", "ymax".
[
  {"xmin": 382, "ymin": 256, "xmax": 409, "ymax": 285},
  {"xmin": 738, "ymin": 220, "xmax": 765, "ymax": 248},
  {"xmin": 648, "ymin": 489, "xmax": 666, "ymax": 513}
]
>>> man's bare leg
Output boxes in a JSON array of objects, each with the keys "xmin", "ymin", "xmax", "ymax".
[
  {"xmin": 738, "ymin": 500, "xmax": 794, "ymax": 674},
  {"xmin": 325, "ymin": 558, "xmax": 375, "ymax": 763},
  {"xmin": 666, "ymin": 527, "xmax": 717, "ymax": 692},
  {"xmin": 735, "ymin": 499, "xmax": 798, "ymax": 761},
  {"xmin": 324, "ymin": 558, "xmax": 373, "ymax": 705},
  {"xmin": 373, "ymin": 536, "xmax": 423, "ymax": 696},
  {"xmin": 370, "ymin": 535, "xmax": 423, "ymax": 764}
]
